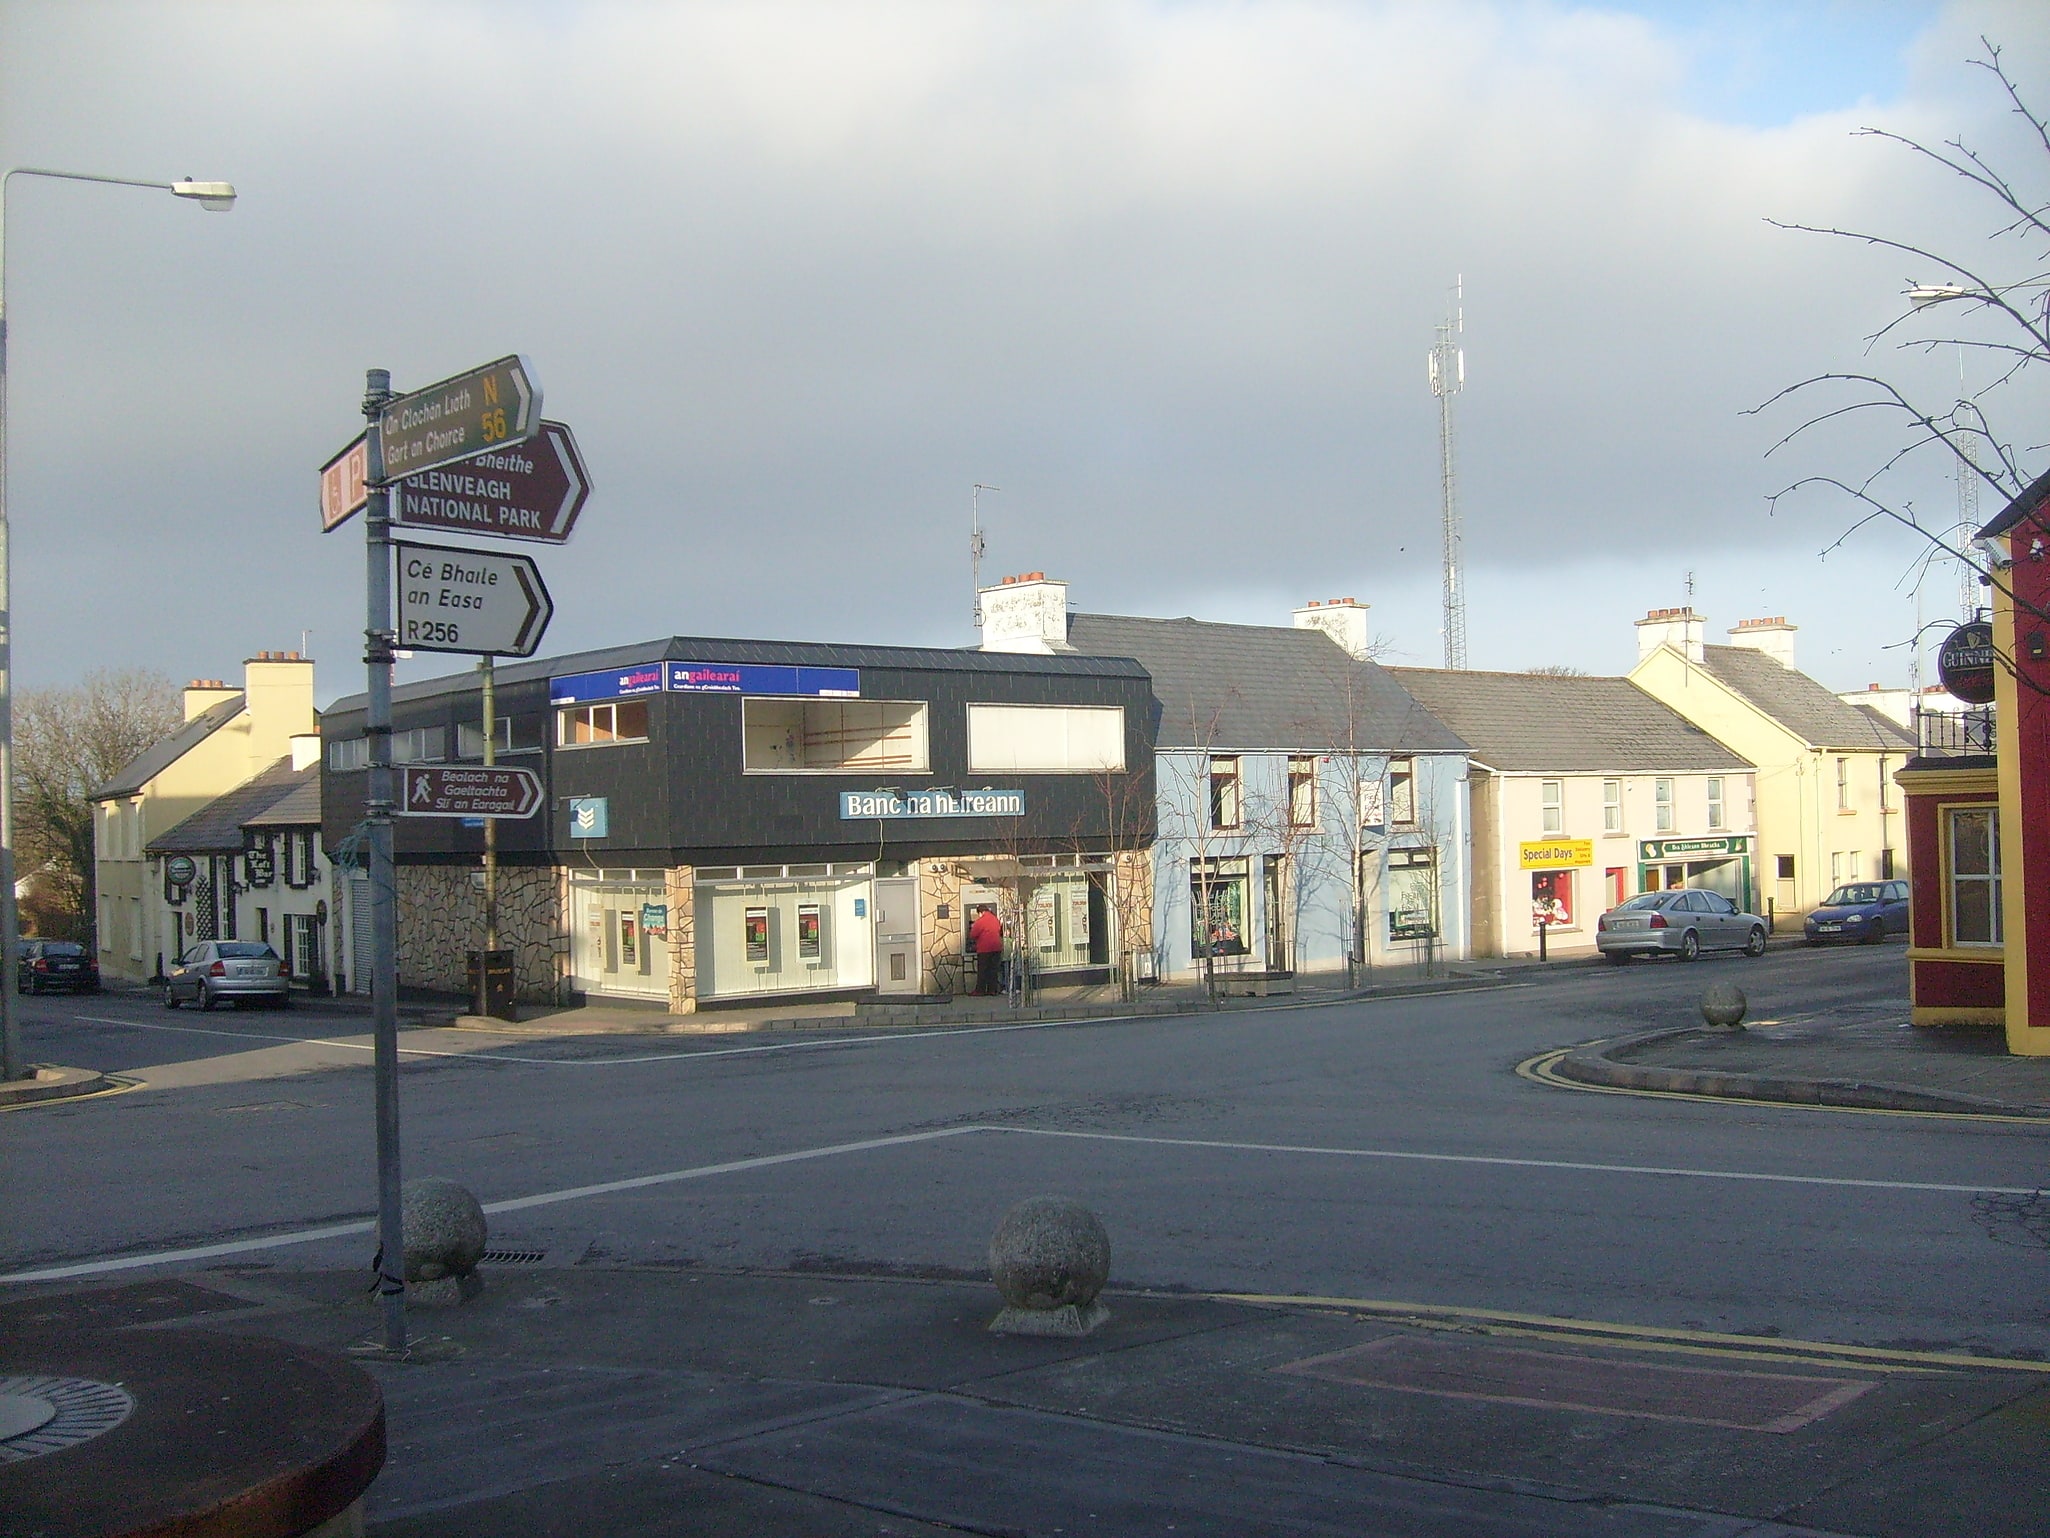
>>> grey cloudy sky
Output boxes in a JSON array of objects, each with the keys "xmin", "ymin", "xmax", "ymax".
[{"xmin": 3, "ymin": 0, "xmax": 2045, "ymax": 703}]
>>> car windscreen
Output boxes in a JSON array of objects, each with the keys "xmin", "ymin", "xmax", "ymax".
[
  {"xmin": 216, "ymin": 942, "xmax": 280, "ymax": 960},
  {"xmin": 1824, "ymin": 885, "xmax": 1881, "ymax": 906},
  {"xmin": 37, "ymin": 942, "xmax": 87, "ymax": 957},
  {"xmin": 1617, "ymin": 893, "xmax": 1671, "ymax": 911}
]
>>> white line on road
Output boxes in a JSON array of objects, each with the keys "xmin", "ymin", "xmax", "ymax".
[{"xmin": 6, "ymin": 1119, "xmax": 2033, "ymax": 1286}]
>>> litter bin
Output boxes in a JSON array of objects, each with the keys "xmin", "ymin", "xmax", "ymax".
[{"xmin": 469, "ymin": 948, "xmax": 518, "ymax": 1021}]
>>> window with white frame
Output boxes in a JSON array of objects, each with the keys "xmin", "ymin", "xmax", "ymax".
[
  {"xmin": 1540, "ymin": 779, "xmax": 1564, "ymax": 835},
  {"xmin": 1706, "ymin": 777, "xmax": 1725, "ymax": 831},
  {"xmin": 458, "ymin": 717, "xmax": 543, "ymax": 759},
  {"xmin": 965, "ymin": 704, "xmax": 1123, "ymax": 772},
  {"xmin": 1602, "ymin": 779, "xmax": 1622, "ymax": 833},
  {"xmin": 1654, "ymin": 777, "xmax": 1675, "ymax": 833},
  {"xmin": 560, "ymin": 699, "xmax": 652, "ymax": 748},
  {"xmin": 742, "ymin": 699, "xmax": 927, "ymax": 771},
  {"xmin": 1287, "ymin": 756, "xmax": 1318, "ymax": 829},
  {"xmin": 392, "ymin": 726, "xmax": 445, "ymax": 763},
  {"xmin": 1388, "ymin": 758, "xmax": 1416, "ymax": 827},
  {"xmin": 1836, "ymin": 756, "xmax": 1850, "ymax": 811},
  {"xmin": 1209, "ymin": 756, "xmax": 1243, "ymax": 831},
  {"xmin": 1949, "ymin": 807, "xmax": 2002, "ymax": 945},
  {"xmin": 327, "ymin": 737, "xmax": 368, "ymax": 772}
]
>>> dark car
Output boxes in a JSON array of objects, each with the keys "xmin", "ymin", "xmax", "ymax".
[
  {"xmin": 16, "ymin": 938, "xmax": 100, "ymax": 994},
  {"xmin": 1595, "ymin": 888, "xmax": 1768, "ymax": 963},
  {"xmin": 163, "ymin": 940, "xmax": 290, "ymax": 1010},
  {"xmin": 1804, "ymin": 880, "xmax": 1910, "ymax": 945}
]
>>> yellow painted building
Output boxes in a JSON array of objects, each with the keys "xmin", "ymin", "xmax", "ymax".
[
  {"xmin": 91, "ymin": 652, "xmax": 318, "ymax": 984},
  {"xmin": 1629, "ymin": 611, "xmax": 1915, "ymax": 928}
]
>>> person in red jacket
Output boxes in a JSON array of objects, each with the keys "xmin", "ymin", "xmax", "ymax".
[{"xmin": 968, "ymin": 905, "xmax": 1003, "ymax": 996}]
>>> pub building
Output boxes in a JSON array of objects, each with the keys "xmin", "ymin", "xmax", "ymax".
[{"xmin": 321, "ymin": 636, "xmax": 1156, "ymax": 1011}]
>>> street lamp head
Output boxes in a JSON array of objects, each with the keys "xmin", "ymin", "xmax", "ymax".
[{"xmin": 170, "ymin": 179, "xmax": 236, "ymax": 211}]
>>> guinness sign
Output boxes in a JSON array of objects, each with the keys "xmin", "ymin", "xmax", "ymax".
[{"xmin": 1937, "ymin": 619, "xmax": 1997, "ymax": 705}]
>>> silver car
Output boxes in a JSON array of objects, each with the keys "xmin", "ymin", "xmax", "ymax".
[
  {"xmin": 1595, "ymin": 889, "xmax": 1767, "ymax": 963},
  {"xmin": 163, "ymin": 940, "xmax": 290, "ymax": 1009}
]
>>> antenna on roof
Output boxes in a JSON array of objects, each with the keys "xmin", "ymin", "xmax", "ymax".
[
  {"xmin": 971, "ymin": 483, "xmax": 999, "ymax": 631},
  {"xmin": 1685, "ymin": 569, "xmax": 1695, "ymax": 603},
  {"xmin": 1428, "ymin": 277, "xmax": 1466, "ymax": 669}
]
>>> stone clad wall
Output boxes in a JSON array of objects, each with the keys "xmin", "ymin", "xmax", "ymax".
[
  {"xmin": 396, "ymin": 865, "xmax": 561, "ymax": 1001},
  {"xmin": 665, "ymin": 868, "xmax": 697, "ymax": 1014},
  {"xmin": 918, "ymin": 862, "xmax": 967, "ymax": 996}
]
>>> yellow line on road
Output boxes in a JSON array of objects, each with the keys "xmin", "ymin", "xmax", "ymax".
[
  {"xmin": 0, "ymin": 1075, "xmax": 140, "ymax": 1113},
  {"xmin": 1216, "ymin": 1291, "xmax": 2050, "ymax": 1374}
]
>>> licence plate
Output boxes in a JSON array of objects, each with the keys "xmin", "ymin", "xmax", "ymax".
[
  {"xmin": 1610, "ymin": 918, "xmax": 1643, "ymax": 931},
  {"xmin": 1817, "ymin": 923, "xmax": 1840, "ymax": 933},
  {"xmin": 233, "ymin": 962, "xmax": 267, "ymax": 977}
]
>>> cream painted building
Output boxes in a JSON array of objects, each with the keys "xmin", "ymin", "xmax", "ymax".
[
  {"xmin": 1629, "ymin": 611, "xmax": 1916, "ymax": 929},
  {"xmin": 91, "ymin": 652, "xmax": 318, "ymax": 984},
  {"xmin": 1390, "ymin": 667, "xmax": 1756, "ymax": 959}
]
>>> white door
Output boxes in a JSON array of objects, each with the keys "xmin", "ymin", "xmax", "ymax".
[{"xmin": 872, "ymin": 877, "xmax": 920, "ymax": 994}]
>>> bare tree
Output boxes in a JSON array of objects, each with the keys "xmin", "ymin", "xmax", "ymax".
[
  {"xmin": 1754, "ymin": 38, "xmax": 2049, "ymax": 679},
  {"xmin": 14, "ymin": 669, "xmax": 181, "ymax": 940},
  {"xmin": 1154, "ymin": 689, "xmax": 1245, "ymax": 1003}
]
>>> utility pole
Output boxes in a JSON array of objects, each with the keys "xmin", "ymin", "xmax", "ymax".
[
  {"xmin": 971, "ymin": 483, "xmax": 998, "ymax": 630},
  {"xmin": 481, "ymin": 657, "xmax": 498, "ymax": 958},
  {"xmin": 1429, "ymin": 279, "xmax": 1467, "ymax": 670}
]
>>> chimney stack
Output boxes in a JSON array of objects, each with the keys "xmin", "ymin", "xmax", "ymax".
[
  {"xmin": 1292, "ymin": 597, "xmax": 1372, "ymax": 659},
  {"xmin": 1635, "ymin": 607, "xmax": 1706, "ymax": 665},
  {"xmin": 978, "ymin": 572, "xmax": 1071, "ymax": 654},
  {"xmin": 1725, "ymin": 616, "xmax": 1797, "ymax": 669}
]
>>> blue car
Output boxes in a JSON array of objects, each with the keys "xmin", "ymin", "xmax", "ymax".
[{"xmin": 1804, "ymin": 880, "xmax": 1910, "ymax": 945}]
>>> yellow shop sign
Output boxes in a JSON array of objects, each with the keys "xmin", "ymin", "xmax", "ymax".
[{"xmin": 1520, "ymin": 839, "xmax": 1593, "ymax": 870}]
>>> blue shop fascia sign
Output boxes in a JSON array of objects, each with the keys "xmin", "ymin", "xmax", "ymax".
[
  {"xmin": 840, "ymin": 789, "xmax": 1025, "ymax": 819},
  {"xmin": 552, "ymin": 660, "xmax": 861, "ymax": 705}
]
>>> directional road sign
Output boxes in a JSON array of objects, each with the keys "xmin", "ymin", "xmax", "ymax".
[
  {"xmin": 394, "ymin": 540, "xmax": 554, "ymax": 657},
  {"xmin": 320, "ymin": 434, "xmax": 369, "ymax": 531},
  {"xmin": 379, "ymin": 356, "xmax": 540, "ymax": 480},
  {"xmin": 398, "ymin": 765, "xmax": 544, "ymax": 820},
  {"xmin": 394, "ymin": 421, "xmax": 589, "ymax": 544}
]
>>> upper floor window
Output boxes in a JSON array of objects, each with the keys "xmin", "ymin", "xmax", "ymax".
[
  {"xmin": 1654, "ymin": 778, "xmax": 1675, "ymax": 833},
  {"xmin": 966, "ymin": 704, "xmax": 1122, "ymax": 773},
  {"xmin": 1209, "ymin": 755, "xmax": 1243, "ymax": 831},
  {"xmin": 743, "ymin": 699, "xmax": 926, "ymax": 772},
  {"xmin": 327, "ymin": 737, "xmax": 368, "ymax": 772},
  {"xmin": 1388, "ymin": 758, "xmax": 1416, "ymax": 827},
  {"xmin": 1706, "ymin": 777, "xmax": 1725, "ymax": 831},
  {"xmin": 458, "ymin": 717, "xmax": 544, "ymax": 759},
  {"xmin": 1287, "ymin": 756, "xmax": 1318, "ymax": 829},
  {"xmin": 393, "ymin": 726, "xmax": 445, "ymax": 764},
  {"xmin": 1602, "ymin": 779, "xmax": 1622, "ymax": 833},
  {"xmin": 1836, "ymin": 756, "xmax": 1851, "ymax": 811},
  {"xmin": 1949, "ymin": 807, "xmax": 2001, "ymax": 946},
  {"xmin": 560, "ymin": 699, "xmax": 651, "ymax": 748},
  {"xmin": 283, "ymin": 829, "xmax": 319, "ymax": 888},
  {"xmin": 1540, "ymin": 779, "xmax": 1564, "ymax": 835}
]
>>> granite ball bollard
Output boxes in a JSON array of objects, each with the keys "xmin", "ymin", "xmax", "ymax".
[
  {"xmin": 1700, "ymin": 982, "xmax": 1748, "ymax": 1031},
  {"xmin": 402, "ymin": 1177, "xmax": 487, "ymax": 1305},
  {"xmin": 988, "ymin": 1195, "xmax": 1111, "ymax": 1337}
]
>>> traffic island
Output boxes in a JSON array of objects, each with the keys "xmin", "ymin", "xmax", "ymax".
[
  {"xmin": 0, "ymin": 1326, "xmax": 384, "ymax": 1536},
  {"xmin": 0, "ymin": 1064, "xmax": 119, "ymax": 1109}
]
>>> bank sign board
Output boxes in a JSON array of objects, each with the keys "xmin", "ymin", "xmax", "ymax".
[
  {"xmin": 1519, "ymin": 839, "xmax": 1593, "ymax": 870},
  {"xmin": 840, "ymin": 789, "xmax": 1024, "ymax": 819},
  {"xmin": 550, "ymin": 661, "xmax": 862, "ymax": 705}
]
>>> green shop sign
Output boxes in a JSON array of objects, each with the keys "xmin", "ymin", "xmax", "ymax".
[{"xmin": 1638, "ymin": 836, "xmax": 1749, "ymax": 861}]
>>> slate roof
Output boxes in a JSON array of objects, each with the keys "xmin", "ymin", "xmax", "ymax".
[
  {"xmin": 245, "ymin": 771, "xmax": 321, "ymax": 829},
  {"xmin": 1385, "ymin": 668, "xmax": 1749, "ymax": 774},
  {"xmin": 1694, "ymin": 646, "xmax": 1918, "ymax": 752},
  {"xmin": 147, "ymin": 758, "xmax": 313, "ymax": 854},
  {"xmin": 325, "ymin": 633, "xmax": 1150, "ymax": 714},
  {"xmin": 95, "ymin": 696, "xmax": 244, "ymax": 800},
  {"xmin": 1063, "ymin": 614, "xmax": 1467, "ymax": 754}
]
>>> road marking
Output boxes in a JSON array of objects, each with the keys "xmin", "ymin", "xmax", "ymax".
[
  {"xmin": 1516, "ymin": 1047, "xmax": 2050, "ymax": 1126},
  {"xmin": 1216, "ymin": 1292, "xmax": 2050, "ymax": 1375},
  {"xmin": 0, "ymin": 1127, "xmax": 983, "ymax": 1283}
]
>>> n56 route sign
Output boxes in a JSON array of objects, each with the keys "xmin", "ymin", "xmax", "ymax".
[
  {"xmin": 394, "ymin": 540, "xmax": 554, "ymax": 657},
  {"xmin": 395, "ymin": 421, "xmax": 589, "ymax": 544},
  {"xmin": 379, "ymin": 356, "xmax": 540, "ymax": 479},
  {"xmin": 398, "ymin": 765, "xmax": 544, "ymax": 820}
]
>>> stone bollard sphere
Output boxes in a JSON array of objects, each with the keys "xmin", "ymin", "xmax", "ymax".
[
  {"xmin": 402, "ymin": 1177, "xmax": 487, "ymax": 1283},
  {"xmin": 988, "ymin": 1196, "xmax": 1111, "ymax": 1336},
  {"xmin": 1700, "ymin": 982, "xmax": 1748, "ymax": 1030}
]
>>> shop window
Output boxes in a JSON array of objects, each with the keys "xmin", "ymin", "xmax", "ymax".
[
  {"xmin": 1706, "ymin": 777, "xmax": 1725, "ymax": 831},
  {"xmin": 458, "ymin": 716, "xmax": 543, "ymax": 759},
  {"xmin": 1531, "ymin": 870, "xmax": 1573, "ymax": 929},
  {"xmin": 1387, "ymin": 847, "xmax": 1437, "ymax": 940},
  {"xmin": 1654, "ymin": 778, "xmax": 1674, "ymax": 833},
  {"xmin": 966, "ymin": 704, "xmax": 1123, "ymax": 772},
  {"xmin": 327, "ymin": 737, "xmax": 367, "ymax": 772},
  {"xmin": 1388, "ymin": 759, "xmax": 1416, "ymax": 828},
  {"xmin": 1540, "ymin": 780, "xmax": 1563, "ymax": 835},
  {"xmin": 742, "ymin": 699, "xmax": 927, "ymax": 772},
  {"xmin": 1190, "ymin": 858, "xmax": 1248, "ymax": 957},
  {"xmin": 1287, "ymin": 756, "xmax": 1318, "ymax": 829},
  {"xmin": 1209, "ymin": 756, "xmax": 1242, "ymax": 831},
  {"xmin": 392, "ymin": 726, "xmax": 445, "ymax": 764},
  {"xmin": 1602, "ymin": 779, "xmax": 1622, "ymax": 833},
  {"xmin": 560, "ymin": 699, "xmax": 651, "ymax": 748},
  {"xmin": 1948, "ymin": 807, "xmax": 2002, "ymax": 945}
]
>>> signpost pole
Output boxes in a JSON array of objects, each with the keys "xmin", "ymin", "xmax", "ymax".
[
  {"xmin": 481, "ymin": 658, "xmax": 498, "ymax": 955},
  {"xmin": 363, "ymin": 368, "xmax": 406, "ymax": 1354}
]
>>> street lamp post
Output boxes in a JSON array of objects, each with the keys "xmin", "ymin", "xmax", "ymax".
[{"xmin": 0, "ymin": 168, "xmax": 235, "ymax": 1081}]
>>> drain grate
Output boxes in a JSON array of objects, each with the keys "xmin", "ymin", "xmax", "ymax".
[
  {"xmin": 479, "ymin": 1249, "xmax": 548, "ymax": 1266},
  {"xmin": 0, "ymin": 1376, "xmax": 136, "ymax": 1464}
]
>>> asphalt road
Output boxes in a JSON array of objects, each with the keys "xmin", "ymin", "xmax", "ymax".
[{"xmin": 8, "ymin": 945, "xmax": 2048, "ymax": 1359}]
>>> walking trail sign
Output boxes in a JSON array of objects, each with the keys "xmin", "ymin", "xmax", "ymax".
[{"xmin": 398, "ymin": 765, "xmax": 544, "ymax": 820}]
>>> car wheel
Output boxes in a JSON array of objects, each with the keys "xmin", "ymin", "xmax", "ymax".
[
  {"xmin": 1677, "ymin": 931, "xmax": 1700, "ymax": 962},
  {"xmin": 1745, "ymin": 926, "xmax": 1766, "ymax": 957},
  {"xmin": 162, "ymin": 984, "xmax": 180, "ymax": 1009},
  {"xmin": 1863, "ymin": 920, "xmax": 1885, "ymax": 945},
  {"xmin": 199, "ymin": 984, "xmax": 219, "ymax": 1012}
]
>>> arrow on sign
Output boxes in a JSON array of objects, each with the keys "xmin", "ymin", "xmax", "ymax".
[
  {"xmin": 394, "ymin": 421, "xmax": 590, "ymax": 544},
  {"xmin": 394, "ymin": 540, "xmax": 554, "ymax": 658},
  {"xmin": 398, "ymin": 765, "xmax": 545, "ymax": 820},
  {"xmin": 379, "ymin": 355, "xmax": 541, "ymax": 480}
]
